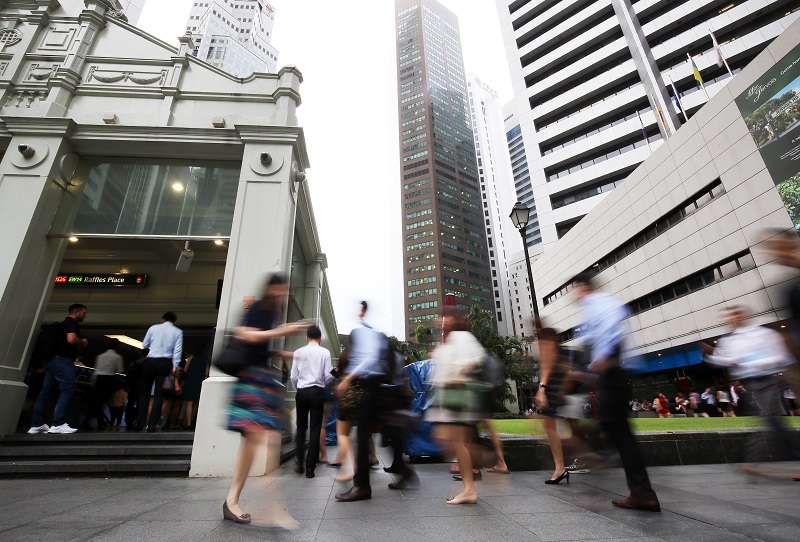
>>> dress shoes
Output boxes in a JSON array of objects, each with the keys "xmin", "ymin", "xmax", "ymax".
[
  {"xmin": 305, "ymin": 469, "xmax": 315, "ymax": 479},
  {"xmin": 388, "ymin": 471, "xmax": 419, "ymax": 490},
  {"xmin": 335, "ymin": 485, "xmax": 372, "ymax": 502},
  {"xmin": 384, "ymin": 465, "xmax": 404, "ymax": 474},
  {"xmin": 294, "ymin": 463, "xmax": 304, "ymax": 475},
  {"xmin": 611, "ymin": 496, "xmax": 661, "ymax": 512}
]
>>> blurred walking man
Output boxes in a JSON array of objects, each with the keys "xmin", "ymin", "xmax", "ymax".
[
  {"xmin": 292, "ymin": 325, "xmax": 333, "ymax": 479},
  {"xmin": 574, "ymin": 273, "xmax": 660, "ymax": 512}
]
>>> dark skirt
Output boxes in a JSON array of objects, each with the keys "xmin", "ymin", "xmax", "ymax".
[
  {"xmin": 227, "ymin": 365, "xmax": 285, "ymax": 433},
  {"xmin": 337, "ymin": 378, "xmax": 368, "ymax": 422}
]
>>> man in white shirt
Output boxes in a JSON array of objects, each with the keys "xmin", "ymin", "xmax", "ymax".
[
  {"xmin": 91, "ymin": 338, "xmax": 124, "ymax": 430},
  {"xmin": 291, "ymin": 325, "xmax": 332, "ymax": 478},
  {"xmin": 135, "ymin": 312, "xmax": 183, "ymax": 432}
]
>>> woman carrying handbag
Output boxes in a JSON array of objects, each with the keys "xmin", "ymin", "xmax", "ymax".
[
  {"xmin": 221, "ymin": 274, "xmax": 309, "ymax": 529},
  {"xmin": 426, "ymin": 307, "xmax": 490, "ymax": 505}
]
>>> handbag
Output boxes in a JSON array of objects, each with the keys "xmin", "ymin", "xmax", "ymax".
[
  {"xmin": 162, "ymin": 375, "xmax": 177, "ymax": 392},
  {"xmin": 212, "ymin": 336, "xmax": 251, "ymax": 377}
]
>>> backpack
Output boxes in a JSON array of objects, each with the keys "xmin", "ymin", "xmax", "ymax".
[
  {"xmin": 33, "ymin": 321, "xmax": 62, "ymax": 361},
  {"xmin": 482, "ymin": 353, "xmax": 504, "ymax": 389}
]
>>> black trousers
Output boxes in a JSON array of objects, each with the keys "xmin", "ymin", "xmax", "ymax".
[
  {"xmin": 91, "ymin": 375, "xmax": 116, "ymax": 428},
  {"xmin": 295, "ymin": 386, "xmax": 325, "ymax": 471},
  {"xmin": 136, "ymin": 357, "xmax": 172, "ymax": 431},
  {"xmin": 597, "ymin": 366, "xmax": 656, "ymax": 501},
  {"xmin": 354, "ymin": 379, "xmax": 382, "ymax": 489}
]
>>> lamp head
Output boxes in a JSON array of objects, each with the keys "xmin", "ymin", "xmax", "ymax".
[{"xmin": 509, "ymin": 201, "xmax": 530, "ymax": 230}]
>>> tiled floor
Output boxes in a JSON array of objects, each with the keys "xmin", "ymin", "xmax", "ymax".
[{"xmin": 0, "ymin": 452, "xmax": 798, "ymax": 541}]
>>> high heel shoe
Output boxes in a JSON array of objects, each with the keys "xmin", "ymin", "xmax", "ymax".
[
  {"xmin": 223, "ymin": 500, "xmax": 251, "ymax": 524},
  {"xmin": 544, "ymin": 470, "xmax": 569, "ymax": 485}
]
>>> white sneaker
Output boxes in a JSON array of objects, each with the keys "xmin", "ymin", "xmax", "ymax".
[
  {"xmin": 27, "ymin": 424, "xmax": 50, "ymax": 434},
  {"xmin": 47, "ymin": 424, "xmax": 78, "ymax": 434}
]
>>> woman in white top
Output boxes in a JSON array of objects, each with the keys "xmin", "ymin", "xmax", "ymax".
[
  {"xmin": 427, "ymin": 308, "xmax": 488, "ymax": 505},
  {"xmin": 716, "ymin": 389, "xmax": 735, "ymax": 417}
]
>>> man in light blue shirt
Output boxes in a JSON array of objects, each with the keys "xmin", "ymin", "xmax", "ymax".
[
  {"xmin": 135, "ymin": 312, "xmax": 183, "ymax": 432},
  {"xmin": 575, "ymin": 273, "xmax": 659, "ymax": 512}
]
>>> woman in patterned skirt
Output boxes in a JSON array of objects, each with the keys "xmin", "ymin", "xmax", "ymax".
[{"xmin": 223, "ymin": 274, "xmax": 308, "ymax": 528}]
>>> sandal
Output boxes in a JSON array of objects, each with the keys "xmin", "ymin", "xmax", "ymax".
[
  {"xmin": 449, "ymin": 464, "xmax": 460, "ymax": 474},
  {"xmin": 487, "ymin": 466, "xmax": 510, "ymax": 474}
]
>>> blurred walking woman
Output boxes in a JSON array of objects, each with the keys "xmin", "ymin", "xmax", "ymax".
[
  {"xmin": 223, "ymin": 274, "xmax": 307, "ymax": 528},
  {"xmin": 427, "ymin": 308, "xmax": 487, "ymax": 505}
]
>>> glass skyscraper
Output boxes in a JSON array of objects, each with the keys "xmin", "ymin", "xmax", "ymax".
[{"xmin": 395, "ymin": 0, "xmax": 495, "ymax": 340}]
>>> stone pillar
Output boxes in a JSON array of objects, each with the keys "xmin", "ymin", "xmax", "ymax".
[
  {"xmin": 189, "ymin": 134, "xmax": 303, "ymax": 477},
  {"xmin": 0, "ymin": 120, "xmax": 86, "ymax": 435}
]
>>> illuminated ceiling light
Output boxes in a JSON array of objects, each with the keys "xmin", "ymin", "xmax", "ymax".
[
  {"xmin": 172, "ymin": 182, "xmax": 185, "ymax": 192},
  {"xmin": 68, "ymin": 236, "xmax": 79, "ymax": 243},
  {"xmin": 781, "ymin": 325, "xmax": 786, "ymax": 328},
  {"xmin": 214, "ymin": 239, "xmax": 224, "ymax": 246},
  {"xmin": 105, "ymin": 335, "xmax": 143, "ymax": 350},
  {"xmin": 120, "ymin": 268, "xmax": 129, "ymax": 274}
]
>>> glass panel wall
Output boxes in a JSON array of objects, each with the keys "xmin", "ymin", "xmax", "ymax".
[{"xmin": 64, "ymin": 161, "xmax": 241, "ymax": 236}]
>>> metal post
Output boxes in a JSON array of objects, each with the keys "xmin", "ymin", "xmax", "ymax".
[{"xmin": 519, "ymin": 227, "xmax": 539, "ymax": 325}]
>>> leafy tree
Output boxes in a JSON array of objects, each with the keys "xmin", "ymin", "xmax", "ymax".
[
  {"xmin": 388, "ymin": 335, "xmax": 428, "ymax": 364},
  {"xmin": 465, "ymin": 305, "xmax": 535, "ymax": 412},
  {"xmin": 778, "ymin": 173, "xmax": 800, "ymax": 230}
]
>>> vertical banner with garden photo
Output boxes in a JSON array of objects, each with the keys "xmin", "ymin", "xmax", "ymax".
[{"xmin": 736, "ymin": 43, "xmax": 800, "ymax": 229}]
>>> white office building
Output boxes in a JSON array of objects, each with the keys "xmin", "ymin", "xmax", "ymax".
[
  {"xmin": 503, "ymin": 104, "xmax": 541, "ymax": 251},
  {"xmin": 466, "ymin": 73, "xmax": 521, "ymax": 336},
  {"xmin": 496, "ymin": 0, "xmax": 800, "ymax": 251},
  {"xmin": 529, "ymin": 16, "xmax": 800, "ymax": 390},
  {"xmin": 185, "ymin": 0, "xmax": 279, "ymax": 77}
]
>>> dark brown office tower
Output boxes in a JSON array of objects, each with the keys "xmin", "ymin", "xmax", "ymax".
[{"xmin": 395, "ymin": 0, "xmax": 495, "ymax": 341}]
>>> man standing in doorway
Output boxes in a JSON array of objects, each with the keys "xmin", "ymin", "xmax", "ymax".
[
  {"xmin": 291, "ymin": 325, "xmax": 333, "ymax": 479},
  {"xmin": 135, "ymin": 312, "xmax": 182, "ymax": 432},
  {"xmin": 573, "ymin": 273, "xmax": 660, "ymax": 512},
  {"xmin": 29, "ymin": 304, "xmax": 88, "ymax": 434}
]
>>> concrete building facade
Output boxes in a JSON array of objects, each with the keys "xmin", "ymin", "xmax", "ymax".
[
  {"xmin": 395, "ymin": 0, "xmax": 495, "ymax": 340},
  {"xmin": 114, "ymin": 0, "xmax": 145, "ymax": 25},
  {"xmin": 0, "ymin": 0, "xmax": 337, "ymax": 478},
  {"xmin": 496, "ymin": 0, "xmax": 800, "ymax": 253},
  {"xmin": 503, "ymin": 103, "xmax": 542, "ymax": 251},
  {"xmin": 530, "ymin": 15, "xmax": 800, "ymax": 379},
  {"xmin": 466, "ymin": 73, "xmax": 521, "ymax": 336},
  {"xmin": 185, "ymin": 0, "xmax": 279, "ymax": 77}
]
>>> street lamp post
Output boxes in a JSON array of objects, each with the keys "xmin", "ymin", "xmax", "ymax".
[{"xmin": 509, "ymin": 201, "xmax": 540, "ymax": 327}]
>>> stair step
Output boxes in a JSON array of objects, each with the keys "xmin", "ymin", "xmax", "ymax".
[
  {"xmin": 0, "ymin": 459, "xmax": 190, "ymax": 475},
  {"xmin": 0, "ymin": 432, "xmax": 195, "ymax": 444},
  {"xmin": 0, "ymin": 445, "xmax": 192, "ymax": 457}
]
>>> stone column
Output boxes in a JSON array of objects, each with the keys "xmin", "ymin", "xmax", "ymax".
[
  {"xmin": 189, "ymin": 133, "xmax": 305, "ymax": 477},
  {"xmin": 0, "ymin": 119, "xmax": 86, "ymax": 435}
]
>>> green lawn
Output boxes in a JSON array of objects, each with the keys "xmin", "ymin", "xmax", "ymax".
[{"xmin": 489, "ymin": 416, "xmax": 800, "ymax": 435}]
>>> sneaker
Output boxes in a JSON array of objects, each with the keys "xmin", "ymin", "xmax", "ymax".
[
  {"xmin": 565, "ymin": 459, "xmax": 590, "ymax": 474},
  {"xmin": 47, "ymin": 424, "xmax": 78, "ymax": 434},
  {"xmin": 27, "ymin": 424, "xmax": 50, "ymax": 434}
]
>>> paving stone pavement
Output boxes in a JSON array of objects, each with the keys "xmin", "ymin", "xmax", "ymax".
[{"xmin": 0, "ymin": 452, "xmax": 798, "ymax": 541}]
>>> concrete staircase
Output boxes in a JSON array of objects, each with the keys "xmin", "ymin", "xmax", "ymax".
[{"xmin": 0, "ymin": 432, "xmax": 194, "ymax": 476}]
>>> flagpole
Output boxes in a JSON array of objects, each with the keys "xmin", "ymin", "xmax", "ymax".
[
  {"xmin": 710, "ymin": 30, "xmax": 734, "ymax": 78},
  {"xmin": 636, "ymin": 109, "xmax": 651, "ymax": 152},
  {"xmin": 667, "ymin": 74, "xmax": 689, "ymax": 122},
  {"xmin": 688, "ymin": 53, "xmax": 710, "ymax": 101}
]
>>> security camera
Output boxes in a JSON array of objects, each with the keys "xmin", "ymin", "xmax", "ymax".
[
  {"xmin": 260, "ymin": 152, "xmax": 272, "ymax": 165},
  {"xmin": 18, "ymin": 144, "xmax": 35, "ymax": 158}
]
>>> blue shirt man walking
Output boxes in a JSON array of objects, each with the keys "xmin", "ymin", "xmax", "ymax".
[{"xmin": 135, "ymin": 312, "xmax": 183, "ymax": 432}]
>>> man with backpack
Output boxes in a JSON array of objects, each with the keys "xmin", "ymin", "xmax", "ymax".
[
  {"xmin": 335, "ymin": 301, "xmax": 412, "ymax": 502},
  {"xmin": 29, "ymin": 304, "xmax": 88, "ymax": 434}
]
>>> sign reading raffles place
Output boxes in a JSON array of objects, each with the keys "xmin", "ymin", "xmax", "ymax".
[
  {"xmin": 54, "ymin": 273, "xmax": 148, "ymax": 287},
  {"xmin": 737, "ymin": 43, "xmax": 800, "ymax": 228}
]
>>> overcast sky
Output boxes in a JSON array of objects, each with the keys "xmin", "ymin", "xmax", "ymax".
[{"xmin": 138, "ymin": 0, "xmax": 514, "ymax": 338}]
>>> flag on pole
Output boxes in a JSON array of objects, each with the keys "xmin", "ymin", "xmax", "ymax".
[
  {"xmin": 656, "ymin": 104, "xmax": 666, "ymax": 131},
  {"xmin": 709, "ymin": 30, "xmax": 734, "ymax": 77},
  {"xmin": 635, "ymin": 110, "xmax": 647, "ymax": 141},
  {"xmin": 710, "ymin": 31, "xmax": 724, "ymax": 67},
  {"xmin": 689, "ymin": 54, "xmax": 704, "ymax": 86},
  {"xmin": 668, "ymin": 75, "xmax": 689, "ymax": 122}
]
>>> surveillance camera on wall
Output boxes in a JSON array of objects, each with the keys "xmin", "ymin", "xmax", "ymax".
[
  {"xmin": 18, "ymin": 144, "xmax": 35, "ymax": 158},
  {"xmin": 176, "ymin": 247, "xmax": 195, "ymax": 272}
]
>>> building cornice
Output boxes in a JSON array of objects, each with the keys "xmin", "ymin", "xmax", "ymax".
[
  {"xmin": 235, "ymin": 124, "xmax": 309, "ymax": 168},
  {"xmin": 0, "ymin": 115, "xmax": 75, "ymax": 136}
]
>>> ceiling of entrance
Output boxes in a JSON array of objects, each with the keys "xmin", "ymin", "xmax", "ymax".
[{"xmin": 62, "ymin": 238, "xmax": 228, "ymax": 264}]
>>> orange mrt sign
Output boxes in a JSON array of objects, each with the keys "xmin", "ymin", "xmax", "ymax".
[{"xmin": 54, "ymin": 273, "xmax": 148, "ymax": 287}]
